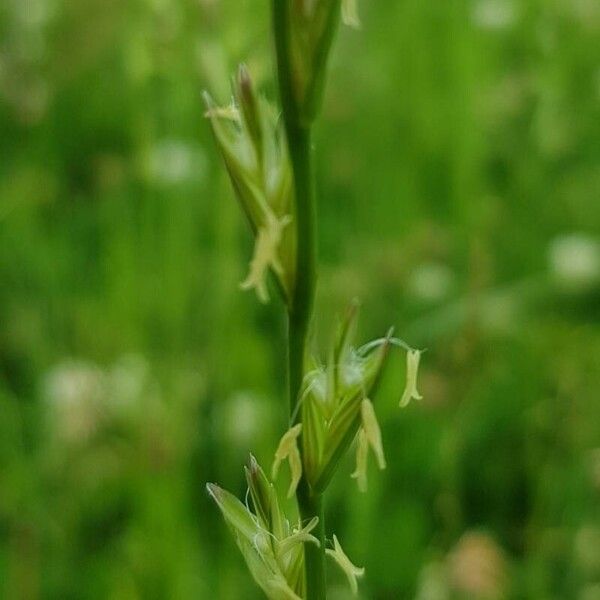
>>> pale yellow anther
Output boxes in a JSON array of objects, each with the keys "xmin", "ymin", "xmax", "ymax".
[
  {"xmin": 272, "ymin": 423, "xmax": 303, "ymax": 498},
  {"xmin": 351, "ymin": 400, "xmax": 386, "ymax": 492},
  {"xmin": 326, "ymin": 534, "xmax": 365, "ymax": 596},
  {"xmin": 342, "ymin": 0, "xmax": 361, "ymax": 29},
  {"xmin": 400, "ymin": 349, "xmax": 423, "ymax": 407},
  {"xmin": 360, "ymin": 399, "xmax": 386, "ymax": 470},
  {"xmin": 350, "ymin": 428, "xmax": 368, "ymax": 493},
  {"xmin": 240, "ymin": 213, "xmax": 292, "ymax": 303}
]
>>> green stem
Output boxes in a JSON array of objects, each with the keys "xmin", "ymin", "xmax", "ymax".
[
  {"xmin": 287, "ymin": 129, "xmax": 327, "ymax": 598},
  {"xmin": 297, "ymin": 483, "xmax": 326, "ymax": 599},
  {"xmin": 272, "ymin": 3, "xmax": 324, "ymax": 598},
  {"xmin": 286, "ymin": 124, "xmax": 316, "ymax": 413}
]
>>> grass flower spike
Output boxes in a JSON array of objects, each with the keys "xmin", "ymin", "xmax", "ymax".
[
  {"xmin": 208, "ymin": 457, "xmax": 321, "ymax": 599},
  {"xmin": 299, "ymin": 309, "xmax": 392, "ymax": 493},
  {"xmin": 204, "ymin": 67, "xmax": 296, "ymax": 305},
  {"xmin": 206, "ymin": 3, "xmax": 422, "ymax": 597}
]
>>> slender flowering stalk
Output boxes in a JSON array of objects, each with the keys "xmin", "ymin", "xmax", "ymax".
[
  {"xmin": 272, "ymin": 2, "xmax": 325, "ymax": 595},
  {"xmin": 205, "ymin": 2, "xmax": 424, "ymax": 598}
]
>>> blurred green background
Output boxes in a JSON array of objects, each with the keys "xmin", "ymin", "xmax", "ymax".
[{"xmin": 1, "ymin": 0, "xmax": 599, "ymax": 598}]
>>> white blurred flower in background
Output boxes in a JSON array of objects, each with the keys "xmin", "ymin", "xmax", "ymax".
[
  {"xmin": 415, "ymin": 533, "xmax": 509, "ymax": 600},
  {"xmin": 146, "ymin": 139, "xmax": 207, "ymax": 186},
  {"xmin": 472, "ymin": 0, "xmax": 517, "ymax": 31},
  {"xmin": 449, "ymin": 532, "xmax": 508, "ymax": 599},
  {"xmin": 548, "ymin": 233, "xmax": 600, "ymax": 293},
  {"xmin": 408, "ymin": 262, "xmax": 455, "ymax": 304},
  {"xmin": 221, "ymin": 391, "xmax": 265, "ymax": 449},
  {"xmin": 42, "ymin": 360, "xmax": 106, "ymax": 445},
  {"xmin": 42, "ymin": 354, "xmax": 161, "ymax": 446}
]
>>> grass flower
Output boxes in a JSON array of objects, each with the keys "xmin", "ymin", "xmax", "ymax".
[
  {"xmin": 298, "ymin": 307, "xmax": 392, "ymax": 492},
  {"xmin": 207, "ymin": 457, "xmax": 322, "ymax": 599},
  {"xmin": 203, "ymin": 67, "xmax": 296, "ymax": 305}
]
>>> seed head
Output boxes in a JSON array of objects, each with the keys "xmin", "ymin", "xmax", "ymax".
[
  {"xmin": 208, "ymin": 459, "xmax": 322, "ymax": 599},
  {"xmin": 203, "ymin": 69, "xmax": 296, "ymax": 305}
]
